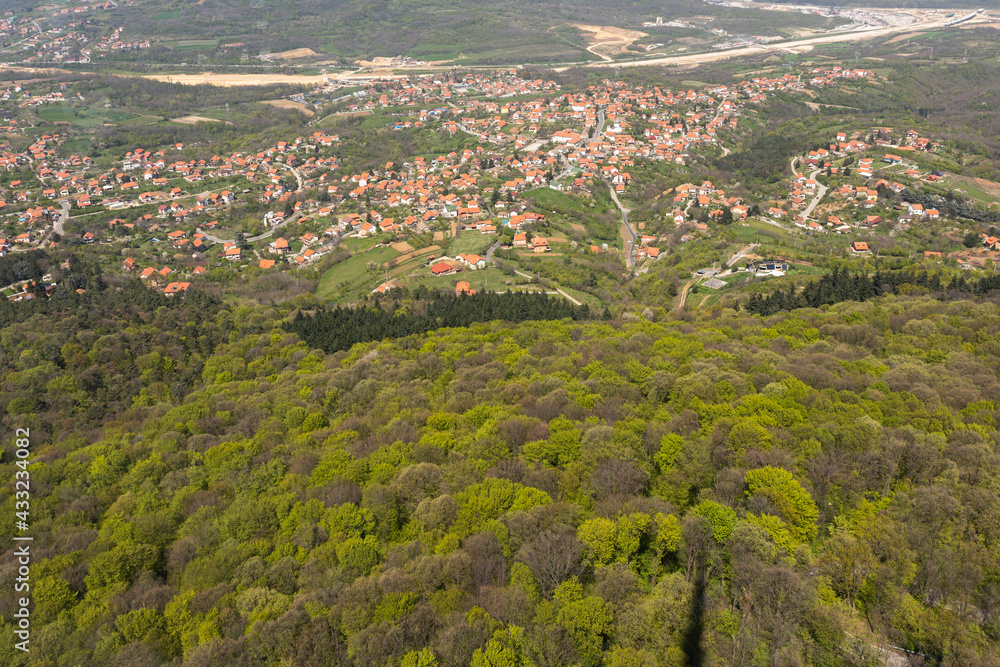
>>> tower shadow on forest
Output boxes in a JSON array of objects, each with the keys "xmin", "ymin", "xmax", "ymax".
[{"xmin": 681, "ymin": 571, "xmax": 706, "ymax": 667}]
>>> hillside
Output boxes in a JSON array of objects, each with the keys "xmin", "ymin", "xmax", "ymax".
[
  {"xmin": 2, "ymin": 290, "xmax": 999, "ymax": 665},
  {"xmin": 10, "ymin": 0, "xmax": 849, "ymax": 66},
  {"xmin": 2, "ymin": 4, "xmax": 1000, "ymax": 663}
]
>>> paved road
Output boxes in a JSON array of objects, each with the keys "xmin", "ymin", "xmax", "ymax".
[
  {"xmin": 713, "ymin": 104, "xmax": 733, "ymax": 157},
  {"xmin": 196, "ymin": 163, "xmax": 304, "ymax": 244},
  {"xmin": 197, "ymin": 209, "xmax": 306, "ymax": 244},
  {"xmin": 53, "ymin": 199, "xmax": 71, "ymax": 236},
  {"xmin": 727, "ymin": 243, "xmax": 760, "ymax": 268},
  {"xmin": 484, "ymin": 240, "xmax": 501, "ymax": 262},
  {"xmin": 674, "ymin": 246, "xmax": 757, "ymax": 311},
  {"xmin": 592, "ymin": 108, "xmax": 606, "ymax": 141},
  {"xmin": 277, "ymin": 162, "xmax": 303, "ymax": 191},
  {"xmin": 8, "ymin": 198, "xmax": 70, "ymax": 253},
  {"xmin": 801, "ymin": 169, "xmax": 829, "ymax": 220},
  {"xmin": 759, "ymin": 216, "xmax": 790, "ymax": 230},
  {"xmin": 607, "ymin": 185, "xmax": 636, "ymax": 269},
  {"xmin": 14, "ymin": 12, "xmax": 987, "ymax": 84}
]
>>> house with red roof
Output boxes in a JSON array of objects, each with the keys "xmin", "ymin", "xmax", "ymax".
[{"xmin": 431, "ymin": 261, "xmax": 458, "ymax": 276}]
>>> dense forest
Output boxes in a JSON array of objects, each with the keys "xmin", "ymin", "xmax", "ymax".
[
  {"xmin": 288, "ymin": 290, "xmax": 594, "ymax": 353},
  {"xmin": 745, "ymin": 268, "xmax": 1000, "ymax": 316},
  {"xmin": 2, "ymin": 288, "xmax": 1000, "ymax": 666}
]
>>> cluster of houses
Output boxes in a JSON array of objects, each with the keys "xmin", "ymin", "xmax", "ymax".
[
  {"xmin": 779, "ymin": 124, "xmax": 956, "ymax": 234},
  {"xmin": 332, "ymin": 70, "xmax": 560, "ymax": 117},
  {"xmin": 2, "ymin": 3, "xmax": 143, "ymax": 64},
  {"xmin": 1, "ymin": 65, "xmax": 897, "ymax": 301}
]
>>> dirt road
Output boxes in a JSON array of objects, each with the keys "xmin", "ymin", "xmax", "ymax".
[{"xmin": 675, "ymin": 279, "xmax": 696, "ymax": 313}]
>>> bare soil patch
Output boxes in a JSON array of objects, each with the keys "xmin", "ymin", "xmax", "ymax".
[
  {"xmin": 390, "ymin": 241, "xmax": 415, "ymax": 253},
  {"xmin": 274, "ymin": 48, "xmax": 320, "ymax": 60},
  {"xmin": 144, "ymin": 73, "xmax": 327, "ymax": 87},
  {"xmin": 949, "ymin": 247, "xmax": 1000, "ymax": 267},
  {"xmin": 970, "ymin": 177, "xmax": 1000, "ymax": 200},
  {"xmin": 569, "ymin": 223, "xmax": 586, "ymax": 233},
  {"xmin": 566, "ymin": 23, "xmax": 648, "ymax": 57},
  {"xmin": 261, "ymin": 99, "xmax": 315, "ymax": 116},
  {"xmin": 172, "ymin": 115, "xmax": 226, "ymax": 124},
  {"xmin": 327, "ymin": 110, "xmax": 372, "ymax": 119}
]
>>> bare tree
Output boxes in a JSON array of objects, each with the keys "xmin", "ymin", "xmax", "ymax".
[
  {"xmin": 587, "ymin": 459, "xmax": 649, "ymax": 500},
  {"xmin": 463, "ymin": 531, "xmax": 508, "ymax": 588},
  {"xmin": 516, "ymin": 525, "xmax": 585, "ymax": 596}
]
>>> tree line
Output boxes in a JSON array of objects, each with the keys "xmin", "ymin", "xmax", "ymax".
[
  {"xmin": 744, "ymin": 266, "xmax": 1000, "ymax": 315},
  {"xmin": 286, "ymin": 289, "xmax": 595, "ymax": 353}
]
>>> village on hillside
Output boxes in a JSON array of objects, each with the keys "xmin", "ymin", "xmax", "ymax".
[{"xmin": 2, "ymin": 65, "xmax": 998, "ymax": 304}]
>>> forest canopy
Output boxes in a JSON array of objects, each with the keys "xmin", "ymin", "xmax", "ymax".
[{"xmin": 2, "ymin": 292, "xmax": 999, "ymax": 665}]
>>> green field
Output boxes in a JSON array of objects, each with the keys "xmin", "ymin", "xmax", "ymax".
[
  {"xmin": 38, "ymin": 105, "xmax": 139, "ymax": 127},
  {"xmin": 949, "ymin": 176, "xmax": 1000, "ymax": 204},
  {"xmin": 164, "ymin": 39, "xmax": 219, "ymax": 51},
  {"xmin": 151, "ymin": 9, "xmax": 181, "ymax": 20},
  {"xmin": 523, "ymin": 187, "xmax": 585, "ymax": 211},
  {"xmin": 316, "ymin": 245, "xmax": 400, "ymax": 303},
  {"xmin": 60, "ymin": 138, "xmax": 95, "ymax": 155},
  {"xmin": 447, "ymin": 231, "xmax": 492, "ymax": 257},
  {"xmin": 554, "ymin": 284, "xmax": 603, "ymax": 308},
  {"xmin": 339, "ymin": 237, "xmax": 382, "ymax": 254}
]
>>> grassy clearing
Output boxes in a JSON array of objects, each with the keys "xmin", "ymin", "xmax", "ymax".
[
  {"xmin": 339, "ymin": 237, "xmax": 382, "ymax": 254},
  {"xmin": 948, "ymin": 176, "xmax": 1000, "ymax": 203},
  {"xmin": 447, "ymin": 232, "xmax": 492, "ymax": 257},
  {"xmin": 318, "ymin": 109, "xmax": 392, "ymax": 130},
  {"xmin": 61, "ymin": 138, "xmax": 94, "ymax": 155},
  {"xmin": 316, "ymin": 245, "xmax": 400, "ymax": 303},
  {"xmin": 523, "ymin": 187, "xmax": 585, "ymax": 212},
  {"xmin": 555, "ymin": 284, "xmax": 602, "ymax": 308},
  {"xmin": 152, "ymin": 9, "xmax": 181, "ymax": 20},
  {"xmin": 38, "ymin": 105, "xmax": 138, "ymax": 127},
  {"xmin": 164, "ymin": 40, "xmax": 219, "ymax": 51}
]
